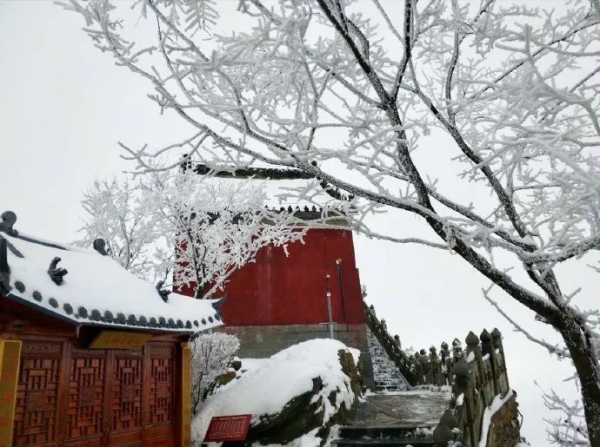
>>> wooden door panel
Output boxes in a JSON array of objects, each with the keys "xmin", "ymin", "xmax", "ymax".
[
  {"xmin": 12, "ymin": 340, "xmax": 181, "ymax": 447},
  {"xmin": 65, "ymin": 354, "xmax": 106, "ymax": 442},
  {"xmin": 147, "ymin": 344, "xmax": 175, "ymax": 426},
  {"xmin": 13, "ymin": 341, "xmax": 63, "ymax": 447},
  {"xmin": 144, "ymin": 424, "xmax": 176, "ymax": 447},
  {"xmin": 145, "ymin": 343, "xmax": 177, "ymax": 447},
  {"xmin": 107, "ymin": 353, "xmax": 143, "ymax": 446},
  {"xmin": 105, "ymin": 429, "xmax": 142, "ymax": 447}
]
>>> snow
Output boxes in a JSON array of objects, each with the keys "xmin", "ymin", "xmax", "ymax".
[
  {"xmin": 192, "ymin": 339, "xmax": 360, "ymax": 444},
  {"xmin": 478, "ymin": 390, "xmax": 515, "ymax": 447},
  {"xmin": 2, "ymin": 232, "xmax": 222, "ymax": 332}
]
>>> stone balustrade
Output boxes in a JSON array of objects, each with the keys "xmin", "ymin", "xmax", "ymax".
[
  {"xmin": 432, "ymin": 329, "xmax": 513, "ymax": 447},
  {"xmin": 364, "ymin": 302, "xmax": 516, "ymax": 446},
  {"xmin": 363, "ymin": 302, "xmax": 415, "ymax": 384}
]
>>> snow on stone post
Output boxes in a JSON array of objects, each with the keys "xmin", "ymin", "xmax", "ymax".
[
  {"xmin": 480, "ymin": 329, "xmax": 500, "ymax": 396},
  {"xmin": 453, "ymin": 360, "xmax": 473, "ymax": 446},
  {"xmin": 491, "ymin": 328, "xmax": 509, "ymax": 392},
  {"xmin": 466, "ymin": 331, "xmax": 486, "ymax": 390},
  {"xmin": 467, "ymin": 332, "xmax": 487, "ymax": 443}
]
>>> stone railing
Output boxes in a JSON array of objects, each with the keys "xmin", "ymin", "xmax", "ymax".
[
  {"xmin": 363, "ymin": 302, "xmax": 415, "ymax": 385},
  {"xmin": 431, "ymin": 329, "xmax": 514, "ymax": 447},
  {"xmin": 363, "ymin": 303, "xmax": 516, "ymax": 446}
]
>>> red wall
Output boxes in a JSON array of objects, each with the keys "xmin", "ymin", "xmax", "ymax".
[{"xmin": 177, "ymin": 229, "xmax": 365, "ymax": 326}]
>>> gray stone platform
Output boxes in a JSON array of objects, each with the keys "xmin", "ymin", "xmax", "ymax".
[
  {"xmin": 350, "ymin": 389, "xmax": 451, "ymax": 428},
  {"xmin": 333, "ymin": 389, "xmax": 451, "ymax": 446}
]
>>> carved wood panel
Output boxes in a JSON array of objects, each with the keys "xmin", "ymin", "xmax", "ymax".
[
  {"xmin": 110, "ymin": 356, "xmax": 143, "ymax": 432},
  {"xmin": 148, "ymin": 344, "xmax": 175, "ymax": 425},
  {"xmin": 12, "ymin": 338, "xmax": 181, "ymax": 447},
  {"xmin": 13, "ymin": 341, "xmax": 62, "ymax": 446},
  {"xmin": 66, "ymin": 355, "xmax": 106, "ymax": 440}
]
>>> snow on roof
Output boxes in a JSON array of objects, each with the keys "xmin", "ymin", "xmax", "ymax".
[{"xmin": 0, "ymin": 221, "xmax": 223, "ymax": 333}]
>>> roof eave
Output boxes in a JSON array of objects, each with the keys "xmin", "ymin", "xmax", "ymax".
[{"xmin": 2, "ymin": 292, "xmax": 223, "ymax": 335}]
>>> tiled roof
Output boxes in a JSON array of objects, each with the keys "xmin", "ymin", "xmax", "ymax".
[{"xmin": 0, "ymin": 212, "xmax": 223, "ymax": 333}]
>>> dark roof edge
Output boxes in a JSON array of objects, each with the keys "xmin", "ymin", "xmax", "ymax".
[
  {"xmin": 1, "ymin": 292, "xmax": 218, "ymax": 335},
  {"xmin": 4, "ymin": 291, "xmax": 80, "ymax": 327},
  {"xmin": 0, "ymin": 236, "xmax": 11, "ymax": 296}
]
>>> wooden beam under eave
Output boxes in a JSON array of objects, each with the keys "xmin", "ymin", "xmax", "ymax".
[
  {"xmin": 181, "ymin": 346, "xmax": 192, "ymax": 447},
  {"xmin": 0, "ymin": 340, "xmax": 21, "ymax": 447}
]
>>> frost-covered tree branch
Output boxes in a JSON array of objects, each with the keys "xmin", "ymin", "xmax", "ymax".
[
  {"xmin": 63, "ymin": 0, "xmax": 600, "ymax": 443},
  {"xmin": 77, "ymin": 170, "xmax": 306, "ymax": 298}
]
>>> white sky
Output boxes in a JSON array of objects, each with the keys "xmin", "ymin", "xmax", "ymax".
[{"xmin": 0, "ymin": 1, "xmax": 595, "ymax": 445}]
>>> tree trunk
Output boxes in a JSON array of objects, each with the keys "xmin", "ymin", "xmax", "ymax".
[{"xmin": 560, "ymin": 315, "xmax": 600, "ymax": 447}]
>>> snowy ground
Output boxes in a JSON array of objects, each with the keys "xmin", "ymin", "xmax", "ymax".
[{"xmin": 192, "ymin": 339, "xmax": 360, "ymax": 446}]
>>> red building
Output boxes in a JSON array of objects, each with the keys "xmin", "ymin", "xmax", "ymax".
[{"xmin": 176, "ymin": 165, "xmax": 374, "ymax": 385}]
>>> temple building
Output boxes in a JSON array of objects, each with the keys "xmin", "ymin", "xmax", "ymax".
[
  {"xmin": 0, "ymin": 211, "xmax": 222, "ymax": 447},
  {"xmin": 177, "ymin": 165, "xmax": 376, "ymax": 387}
]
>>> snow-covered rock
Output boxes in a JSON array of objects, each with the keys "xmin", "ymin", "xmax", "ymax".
[{"xmin": 192, "ymin": 339, "xmax": 362, "ymax": 446}]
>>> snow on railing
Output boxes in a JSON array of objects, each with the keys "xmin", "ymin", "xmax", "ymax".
[
  {"xmin": 432, "ymin": 329, "xmax": 513, "ymax": 447},
  {"xmin": 363, "ymin": 302, "xmax": 415, "ymax": 385},
  {"xmin": 364, "ymin": 303, "xmax": 514, "ymax": 446}
]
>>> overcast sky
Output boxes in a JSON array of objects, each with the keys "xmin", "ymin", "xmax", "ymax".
[{"xmin": 0, "ymin": 1, "xmax": 595, "ymax": 445}]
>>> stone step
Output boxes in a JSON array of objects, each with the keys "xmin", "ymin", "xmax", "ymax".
[
  {"xmin": 340, "ymin": 426, "xmax": 427, "ymax": 440},
  {"xmin": 331, "ymin": 437, "xmax": 435, "ymax": 447}
]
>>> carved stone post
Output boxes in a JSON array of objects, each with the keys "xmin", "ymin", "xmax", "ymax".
[
  {"xmin": 433, "ymin": 409, "xmax": 460, "ymax": 446},
  {"xmin": 432, "ymin": 421, "xmax": 453, "ymax": 447},
  {"xmin": 440, "ymin": 342, "xmax": 451, "ymax": 385},
  {"xmin": 453, "ymin": 360, "xmax": 473, "ymax": 446},
  {"xmin": 414, "ymin": 352, "xmax": 425, "ymax": 385},
  {"xmin": 419, "ymin": 349, "xmax": 431, "ymax": 385},
  {"xmin": 481, "ymin": 329, "xmax": 499, "ymax": 396},
  {"xmin": 492, "ymin": 328, "xmax": 509, "ymax": 391},
  {"xmin": 466, "ymin": 331, "xmax": 485, "ymax": 387},
  {"xmin": 393, "ymin": 334, "xmax": 401, "ymax": 352},
  {"xmin": 429, "ymin": 346, "xmax": 443, "ymax": 386}
]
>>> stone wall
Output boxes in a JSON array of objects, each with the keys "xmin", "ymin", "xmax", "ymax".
[
  {"xmin": 216, "ymin": 323, "xmax": 374, "ymax": 389},
  {"xmin": 486, "ymin": 395, "xmax": 520, "ymax": 447}
]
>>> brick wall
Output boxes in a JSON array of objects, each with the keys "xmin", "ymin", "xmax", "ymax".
[{"xmin": 216, "ymin": 323, "xmax": 374, "ymax": 389}]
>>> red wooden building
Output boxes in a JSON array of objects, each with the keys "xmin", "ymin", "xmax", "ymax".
[
  {"xmin": 0, "ymin": 212, "xmax": 222, "ymax": 447},
  {"xmin": 177, "ymin": 166, "xmax": 374, "ymax": 385}
]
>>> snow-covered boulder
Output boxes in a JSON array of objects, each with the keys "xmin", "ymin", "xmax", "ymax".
[{"xmin": 192, "ymin": 339, "xmax": 363, "ymax": 446}]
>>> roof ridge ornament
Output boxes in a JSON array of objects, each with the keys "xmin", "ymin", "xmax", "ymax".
[
  {"xmin": 48, "ymin": 257, "xmax": 68, "ymax": 285},
  {"xmin": 93, "ymin": 238, "xmax": 109, "ymax": 256},
  {"xmin": 0, "ymin": 237, "xmax": 11, "ymax": 294},
  {"xmin": 156, "ymin": 280, "xmax": 171, "ymax": 303},
  {"xmin": 0, "ymin": 211, "xmax": 18, "ymax": 236},
  {"xmin": 211, "ymin": 293, "xmax": 228, "ymax": 310}
]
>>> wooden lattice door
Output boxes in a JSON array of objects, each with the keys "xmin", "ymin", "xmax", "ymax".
[
  {"xmin": 144, "ymin": 343, "xmax": 177, "ymax": 446},
  {"xmin": 107, "ymin": 350, "xmax": 144, "ymax": 446},
  {"xmin": 13, "ymin": 341, "xmax": 63, "ymax": 447},
  {"xmin": 12, "ymin": 339, "xmax": 180, "ymax": 447},
  {"xmin": 63, "ymin": 348, "xmax": 108, "ymax": 446}
]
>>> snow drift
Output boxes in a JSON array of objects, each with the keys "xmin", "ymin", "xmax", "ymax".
[{"xmin": 192, "ymin": 338, "xmax": 362, "ymax": 446}]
